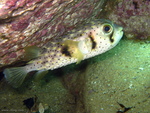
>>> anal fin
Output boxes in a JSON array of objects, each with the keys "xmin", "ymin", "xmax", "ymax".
[{"xmin": 34, "ymin": 70, "xmax": 48, "ymax": 81}]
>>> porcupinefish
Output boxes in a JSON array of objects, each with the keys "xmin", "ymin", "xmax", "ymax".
[{"xmin": 3, "ymin": 19, "xmax": 123, "ymax": 88}]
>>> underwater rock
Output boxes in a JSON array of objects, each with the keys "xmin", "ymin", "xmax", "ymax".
[
  {"xmin": 0, "ymin": 0, "xmax": 107, "ymax": 69},
  {"xmin": 103, "ymin": 0, "xmax": 150, "ymax": 40}
]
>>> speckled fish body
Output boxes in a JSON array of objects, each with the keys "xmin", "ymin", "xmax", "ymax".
[
  {"xmin": 3, "ymin": 19, "xmax": 124, "ymax": 88},
  {"xmin": 26, "ymin": 19, "xmax": 123, "ymax": 70}
]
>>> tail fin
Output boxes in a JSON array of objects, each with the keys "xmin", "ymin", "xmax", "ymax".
[{"xmin": 3, "ymin": 67, "xmax": 28, "ymax": 88}]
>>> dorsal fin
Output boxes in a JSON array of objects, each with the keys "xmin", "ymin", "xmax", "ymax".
[{"xmin": 24, "ymin": 46, "xmax": 41, "ymax": 61}]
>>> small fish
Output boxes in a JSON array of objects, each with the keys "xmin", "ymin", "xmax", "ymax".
[{"xmin": 3, "ymin": 19, "xmax": 123, "ymax": 88}]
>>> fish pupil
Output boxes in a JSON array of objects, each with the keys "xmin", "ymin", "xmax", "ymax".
[{"xmin": 104, "ymin": 26, "xmax": 110, "ymax": 32}]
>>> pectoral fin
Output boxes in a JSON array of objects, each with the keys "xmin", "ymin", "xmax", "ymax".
[
  {"xmin": 72, "ymin": 49, "xmax": 84, "ymax": 64},
  {"xmin": 62, "ymin": 40, "xmax": 84, "ymax": 64}
]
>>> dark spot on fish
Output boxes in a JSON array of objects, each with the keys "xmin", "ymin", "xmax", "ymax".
[
  {"xmin": 61, "ymin": 46, "xmax": 71, "ymax": 57},
  {"xmin": 88, "ymin": 34, "xmax": 96, "ymax": 49},
  {"xmin": 42, "ymin": 61, "xmax": 46, "ymax": 64},
  {"xmin": 109, "ymin": 32, "xmax": 114, "ymax": 43}
]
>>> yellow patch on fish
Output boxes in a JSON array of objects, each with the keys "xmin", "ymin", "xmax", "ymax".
[{"xmin": 61, "ymin": 40, "xmax": 84, "ymax": 64}]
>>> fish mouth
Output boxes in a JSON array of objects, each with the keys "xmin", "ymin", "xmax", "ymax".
[
  {"xmin": 120, "ymin": 29, "xmax": 124, "ymax": 38},
  {"xmin": 114, "ymin": 24, "xmax": 124, "ymax": 39},
  {"xmin": 118, "ymin": 30, "xmax": 124, "ymax": 41},
  {"xmin": 111, "ymin": 24, "xmax": 124, "ymax": 47},
  {"xmin": 114, "ymin": 24, "xmax": 123, "ymax": 32}
]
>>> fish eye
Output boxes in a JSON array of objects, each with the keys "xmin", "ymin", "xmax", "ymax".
[{"xmin": 103, "ymin": 24, "xmax": 112, "ymax": 33}]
